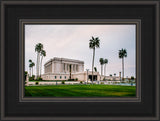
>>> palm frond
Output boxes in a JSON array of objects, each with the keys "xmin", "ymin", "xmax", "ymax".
[
  {"xmin": 89, "ymin": 36, "xmax": 100, "ymax": 49},
  {"xmin": 29, "ymin": 59, "xmax": 32, "ymax": 63},
  {"xmin": 35, "ymin": 43, "xmax": 44, "ymax": 52},
  {"xmin": 99, "ymin": 58, "xmax": 104, "ymax": 65},
  {"xmin": 104, "ymin": 59, "xmax": 108, "ymax": 64},
  {"xmin": 41, "ymin": 50, "xmax": 46, "ymax": 57},
  {"xmin": 118, "ymin": 48, "xmax": 127, "ymax": 58}
]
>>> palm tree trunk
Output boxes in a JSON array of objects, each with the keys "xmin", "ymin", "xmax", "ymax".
[
  {"xmin": 101, "ymin": 65, "xmax": 102, "ymax": 81},
  {"xmin": 38, "ymin": 53, "xmax": 41, "ymax": 77},
  {"xmin": 104, "ymin": 64, "xmax": 106, "ymax": 76},
  {"xmin": 32, "ymin": 67, "xmax": 33, "ymax": 77},
  {"xmin": 37, "ymin": 53, "xmax": 40, "ymax": 78},
  {"xmin": 40, "ymin": 56, "xmax": 43, "ymax": 77},
  {"xmin": 36, "ymin": 53, "xmax": 38, "ymax": 78},
  {"xmin": 29, "ymin": 67, "xmax": 31, "ymax": 77},
  {"xmin": 31, "ymin": 67, "xmax": 32, "ymax": 77},
  {"xmin": 102, "ymin": 65, "xmax": 103, "ymax": 76},
  {"xmin": 92, "ymin": 48, "xmax": 95, "ymax": 83},
  {"xmin": 122, "ymin": 58, "xmax": 124, "ymax": 81}
]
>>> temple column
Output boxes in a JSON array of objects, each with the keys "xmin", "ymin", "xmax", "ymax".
[
  {"xmin": 67, "ymin": 64, "xmax": 69, "ymax": 73},
  {"xmin": 63, "ymin": 63, "xmax": 65, "ymax": 72},
  {"xmin": 71, "ymin": 64, "xmax": 73, "ymax": 72},
  {"xmin": 61, "ymin": 62, "xmax": 63, "ymax": 73},
  {"xmin": 76, "ymin": 65, "xmax": 78, "ymax": 72},
  {"xmin": 65, "ymin": 64, "xmax": 67, "ymax": 73},
  {"xmin": 77, "ymin": 65, "xmax": 79, "ymax": 72},
  {"xmin": 73, "ymin": 64, "xmax": 75, "ymax": 72}
]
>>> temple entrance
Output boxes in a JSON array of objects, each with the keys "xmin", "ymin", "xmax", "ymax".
[{"xmin": 89, "ymin": 75, "xmax": 97, "ymax": 81}]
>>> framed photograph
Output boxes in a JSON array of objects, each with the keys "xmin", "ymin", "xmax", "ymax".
[
  {"xmin": 1, "ymin": 0, "xmax": 160, "ymax": 120},
  {"xmin": 20, "ymin": 19, "xmax": 140, "ymax": 102}
]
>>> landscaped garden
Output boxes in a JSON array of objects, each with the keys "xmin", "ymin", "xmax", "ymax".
[{"xmin": 25, "ymin": 85, "xmax": 136, "ymax": 97}]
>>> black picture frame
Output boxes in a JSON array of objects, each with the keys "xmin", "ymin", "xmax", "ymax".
[
  {"xmin": 1, "ymin": 0, "xmax": 160, "ymax": 120},
  {"xmin": 19, "ymin": 19, "xmax": 141, "ymax": 102}
]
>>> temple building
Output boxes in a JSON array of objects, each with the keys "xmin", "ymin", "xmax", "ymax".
[
  {"xmin": 42, "ymin": 57, "xmax": 121, "ymax": 81},
  {"xmin": 42, "ymin": 57, "xmax": 87, "ymax": 81},
  {"xmin": 44, "ymin": 57, "xmax": 84, "ymax": 74}
]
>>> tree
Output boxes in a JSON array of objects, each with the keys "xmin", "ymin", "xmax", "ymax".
[
  {"xmin": 40, "ymin": 49, "xmax": 46, "ymax": 77},
  {"xmin": 35, "ymin": 43, "xmax": 43, "ymax": 78},
  {"xmin": 94, "ymin": 67, "xmax": 97, "ymax": 72},
  {"xmin": 29, "ymin": 59, "xmax": 35, "ymax": 77},
  {"xmin": 118, "ymin": 48, "xmax": 127, "ymax": 81},
  {"xmin": 104, "ymin": 59, "xmax": 108, "ymax": 76},
  {"xmin": 99, "ymin": 58, "xmax": 104, "ymax": 81},
  {"xmin": 29, "ymin": 59, "xmax": 32, "ymax": 77},
  {"xmin": 31, "ymin": 62, "xmax": 35, "ymax": 76},
  {"xmin": 89, "ymin": 36, "xmax": 100, "ymax": 83},
  {"xmin": 113, "ymin": 73, "xmax": 116, "ymax": 80}
]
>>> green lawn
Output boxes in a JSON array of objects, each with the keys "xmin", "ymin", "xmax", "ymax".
[{"xmin": 25, "ymin": 85, "xmax": 136, "ymax": 97}]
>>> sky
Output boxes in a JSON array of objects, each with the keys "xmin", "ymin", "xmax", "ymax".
[{"xmin": 25, "ymin": 24, "xmax": 136, "ymax": 78}]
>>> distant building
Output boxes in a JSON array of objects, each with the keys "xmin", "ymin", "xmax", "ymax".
[{"xmin": 42, "ymin": 57, "xmax": 121, "ymax": 81}]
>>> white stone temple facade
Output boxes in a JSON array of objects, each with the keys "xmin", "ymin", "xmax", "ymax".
[
  {"xmin": 44, "ymin": 57, "xmax": 84, "ymax": 74},
  {"xmin": 41, "ymin": 57, "xmax": 121, "ymax": 81},
  {"xmin": 42, "ymin": 57, "xmax": 87, "ymax": 81}
]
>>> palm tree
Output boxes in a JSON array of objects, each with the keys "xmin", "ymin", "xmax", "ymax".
[
  {"xmin": 89, "ymin": 36, "xmax": 100, "ymax": 83},
  {"xmin": 29, "ymin": 60, "xmax": 35, "ymax": 77},
  {"xmin": 29, "ymin": 59, "xmax": 32, "ymax": 77},
  {"xmin": 114, "ymin": 73, "xmax": 116, "ymax": 80},
  {"xmin": 118, "ymin": 48, "xmax": 127, "ymax": 81},
  {"xmin": 31, "ymin": 62, "xmax": 35, "ymax": 76},
  {"xmin": 29, "ymin": 64, "xmax": 32, "ymax": 77},
  {"xmin": 99, "ymin": 58, "xmax": 104, "ymax": 81},
  {"xmin": 35, "ymin": 43, "xmax": 43, "ymax": 78},
  {"xmin": 104, "ymin": 59, "xmax": 108, "ymax": 76},
  {"xmin": 40, "ymin": 50, "xmax": 46, "ymax": 77}
]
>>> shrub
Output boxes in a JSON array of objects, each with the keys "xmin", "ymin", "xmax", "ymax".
[
  {"xmin": 32, "ymin": 75, "xmax": 35, "ymax": 78},
  {"xmin": 25, "ymin": 71, "xmax": 28, "ymax": 75},
  {"xmin": 68, "ymin": 79, "xmax": 74, "ymax": 81},
  {"xmin": 131, "ymin": 76, "xmax": 134, "ymax": 80},
  {"xmin": 101, "ymin": 82, "xmax": 104, "ymax": 84},
  {"xmin": 24, "ymin": 71, "xmax": 28, "ymax": 81},
  {"xmin": 29, "ymin": 75, "xmax": 35, "ymax": 81},
  {"xmin": 75, "ymin": 78, "xmax": 78, "ymax": 81},
  {"xmin": 80, "ymin": 81, "xmax": 83, "ymax": 84},
  {"xmin": 36, "ymin": 77, "xmax": 42, "ymax": 81},
  {"xmin": 35, "ymin": 81, "xmax": 39, "ymax": 85},
  {"xmin": 29, "ymin": 77, "xmax": 32, "ymax": 81},
  {"xmin": 62, "ymin": 80, "xmax": 65, "ymax": 84}
]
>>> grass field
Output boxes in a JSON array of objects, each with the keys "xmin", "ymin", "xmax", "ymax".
[{"xmin": 25, "ymin": 85, "xmax": 136, "ymax": 97}]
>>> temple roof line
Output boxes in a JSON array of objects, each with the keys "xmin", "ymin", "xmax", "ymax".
[{"xmin": 44, "ymin": 57, "xmax": 84, "ymax": 66}]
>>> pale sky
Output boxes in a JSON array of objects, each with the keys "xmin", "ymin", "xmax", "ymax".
[{"xmin": 25, "ymin": 24, "xmax": 136, "ymax": 78}]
